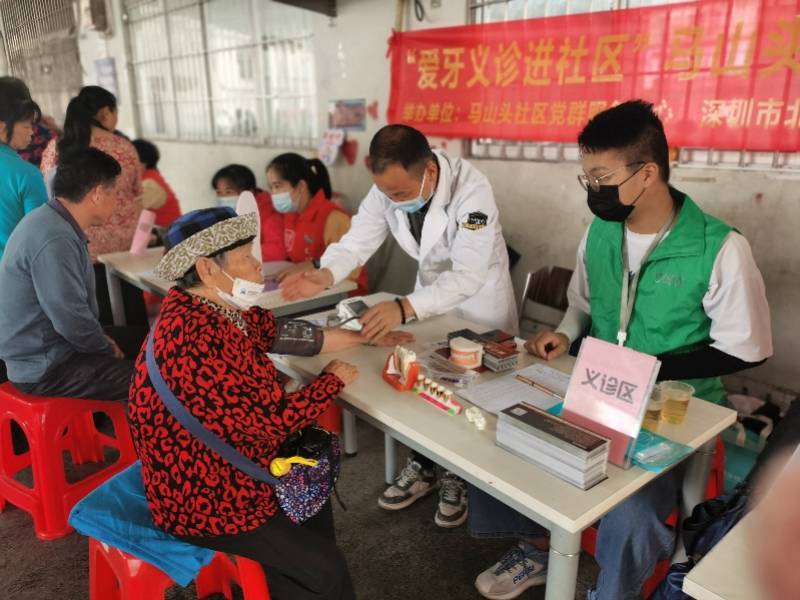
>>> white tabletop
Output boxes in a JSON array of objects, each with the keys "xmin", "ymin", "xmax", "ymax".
[
  {"xmin": 98, "ymin": 249, "xmax": 357, "ymax": 316},
  {"xmin": 273, "ymin": 293, "xmax": 737, "ymax": 534},
  {"xmin": 683, "ymin": 511, "xmax": 765, "ymax": 600},
  {"xmin": 98, "ymin": 247, "xmax": 168, "ymax": 294}
]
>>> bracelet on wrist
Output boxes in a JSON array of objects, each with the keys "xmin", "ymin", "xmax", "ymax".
[{"xmin": 395, "ymin": 297, "xmax": 407, "ymax": 325}]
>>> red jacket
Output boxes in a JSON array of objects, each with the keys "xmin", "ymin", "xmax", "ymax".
[
  {"xmin": 142, "ymin": 168, "xmax": 182, "ymax": 228},
  {"xmin": 128, "ymin": 288, "xmax": 344, "ymax": 537},
  {"xmin": 254, "ymin": 190, "xmax": 286, "ymax": 262}
]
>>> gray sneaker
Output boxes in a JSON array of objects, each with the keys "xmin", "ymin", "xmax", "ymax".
[
  {"xmin": 378, "ymin": 459, "xmax": 437, "ymax": 510},
  {"xmin": 475, "ymin": 542, "xmax": 549, "ymax": 600},
  {"xmin": 434, "ymin": 471, "xmax": 468, "ymax": 528}
]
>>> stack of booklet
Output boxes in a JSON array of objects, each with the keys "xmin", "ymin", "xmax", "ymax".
[{"xmin": 497, "ymin": 402, "xmax": 610, "ymax": 490}]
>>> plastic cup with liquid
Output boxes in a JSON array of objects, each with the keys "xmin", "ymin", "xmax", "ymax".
[
  {"xmin": 643, "ymin": 385, "xmax": 665, "ymax": 430},
  {"xmin": 660, "ymin": 381, "xmax": 694, "ymax": 425}
]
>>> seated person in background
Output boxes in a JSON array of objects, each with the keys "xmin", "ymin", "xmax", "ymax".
[
  {"xmin": 0, "ymin": 78, "xmax": 50, "ymax": 385},
  {"xmin": 0, "ymin": 148, "xmax": 145, "ymax": 401},
  {"xmin": 0, "ymin": 76, "xmax": 60, "ymax": 168},
  {"xmin": 211, "ymin": 163, "xmax": 285, "ymax": 262},
  {"xmin": 468, "ymin": 101, "xmax": 772, "ymax": 600},
  {"xmin": 0, "ymin": 78, "xmax": 48, "ymax": 260},
  {"xmin": 129, "ymin": 207, "xmax": 412, "ymax": 599},
  {"xmin": 132, "ymin": 138, "xmax": 182, "ymax": 228},
  {"xmin": 267, "ymin": 153, "xmax": 368, "ymax": 295},
  {"xmin": 41, "ymin": 85, "xmax": 147, "ymax": 328}
]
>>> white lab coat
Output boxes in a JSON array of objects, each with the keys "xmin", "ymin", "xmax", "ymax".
[{"xmin": 321, "ymin": 150, "xmax": 519, "ymax": 333}]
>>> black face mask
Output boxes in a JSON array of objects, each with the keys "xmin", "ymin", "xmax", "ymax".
[
  {"xmin": 587, "ymin": 185, "xmax": 635, "ymax": 222},
  {"xmin": 586, "ymin": 164, "xmax": 647, "ymax": 222}
]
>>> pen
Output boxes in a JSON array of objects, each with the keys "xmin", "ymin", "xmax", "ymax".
[{"xmin": 514, "ymin": 374, "xmax": 564, "ymax": 400}]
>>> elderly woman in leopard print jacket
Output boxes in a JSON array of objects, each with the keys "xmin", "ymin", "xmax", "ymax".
[{"xmin": 128, "ymin": 207, "xmax": 412, "ymax": 600}]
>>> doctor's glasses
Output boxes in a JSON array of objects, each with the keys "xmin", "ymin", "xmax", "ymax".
[{"xmin": 577, "ymin": 161, "xmax": 645, "ymax": 192}]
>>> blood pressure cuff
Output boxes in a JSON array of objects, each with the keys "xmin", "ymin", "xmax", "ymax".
[{"xmin": 270, "ymin": 319, "xmax": 324, "ymax": 356}]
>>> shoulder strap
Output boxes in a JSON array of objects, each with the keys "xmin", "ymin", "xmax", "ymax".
[{"xmin": 145, "ymin": 324, "xmax": 281, "ymax": 487}]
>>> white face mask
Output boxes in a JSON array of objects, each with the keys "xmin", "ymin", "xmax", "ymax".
[
  {"xmin": 217, "ymin": 196, "xmax": 238, "ymax": 210},
  {"xmin": 392, "ymin": 171, "xmax": 432, "ymax": 214},
  {"xmin": 271, "ymin": 191, "xmax": 296, "ymax": 214},
  {"xmin": 216, "ymin": 270, "xmax": 267, "ymax": 310}
]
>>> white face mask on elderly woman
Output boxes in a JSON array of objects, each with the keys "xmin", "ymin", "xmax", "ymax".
[{"xmin": 216, "ymin": 270, "xmax": 268, "ymax": 310}]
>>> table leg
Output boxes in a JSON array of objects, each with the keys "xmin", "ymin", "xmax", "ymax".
[
  {"xmin": 342, "ymin": 410, "xmax": 358, "ymax": 456},
  {"xmin": 105, "ymin": 268, "xmax": 126, "ymax": 326},
  {"xmin": 545, "ymin": 527, "xmax": 582, "ymax": 600},
  {"xmin": 384, "ymin": 433, "xmax": 397, "ymax": 485},
  {"xmin": 670, "ymin": 438, "xmax": 717, "ymax": 564},
  {"xmin": 682, "ymin": 438, "xmax": 716, "ymax": 518}
]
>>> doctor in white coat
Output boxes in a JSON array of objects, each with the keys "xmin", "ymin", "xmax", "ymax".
[
  {"xmin": 281, "ymin": 124, "xmax": 518, "ymax": 337},
  {"xmin": 281, "ymin": 124, "xmax": 518, "ymax": 527}
]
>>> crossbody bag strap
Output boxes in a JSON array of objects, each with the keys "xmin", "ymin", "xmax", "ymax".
[{"xmin": 145, "ymin": 323, "xmax": 281, "ymax": 487}]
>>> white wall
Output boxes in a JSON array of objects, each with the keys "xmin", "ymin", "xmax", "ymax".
[
  {"xmin": 77, "ymin": 1, "xmax": 137, "ymax": 135},
  {"xmin": 77, "ymin": 0, "xmax": 798, "ymax": 394}
]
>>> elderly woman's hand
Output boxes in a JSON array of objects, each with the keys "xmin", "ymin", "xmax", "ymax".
[
  {"xmin": 369, "ymin": 330, "xmax": 416, "ymax": 347},
  {"xmin": 323, "ymin": 360, "xmax": 359, "ymax": 385}
]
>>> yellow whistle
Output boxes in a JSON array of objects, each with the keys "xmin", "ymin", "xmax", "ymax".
[{"xmin": 269, "ymin": 456, "xmax": 319, "ymax": 477}]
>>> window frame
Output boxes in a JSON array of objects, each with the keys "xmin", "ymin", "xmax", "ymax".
[{"xmin": 122, "ymin": 0, "xmax": 318, "ymax": 148}]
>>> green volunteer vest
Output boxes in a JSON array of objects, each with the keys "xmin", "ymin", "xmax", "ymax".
[{"xmin": 585, "ymin": 189, "xmax": 732, "ymax": 405}]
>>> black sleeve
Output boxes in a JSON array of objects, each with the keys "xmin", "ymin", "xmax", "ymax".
[
  {"xmin": 269, "ymin": 319, "xmax": 324, "ymax": 357},
  {"xmin": 657, "ymin": 345, "xmax": 766, "ymax": 380}
]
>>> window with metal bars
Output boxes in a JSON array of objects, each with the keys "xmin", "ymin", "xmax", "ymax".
[
  {"xmin": 467, "ymin": 0, "xmax": 799, "ymax": 171},
  {"xmin": 123, "ymin": 0, "xmax": 317, "ymax": 147},
  {"xmin": 0, "ymin": 0, "xmax": 82, "ymax": 119}
]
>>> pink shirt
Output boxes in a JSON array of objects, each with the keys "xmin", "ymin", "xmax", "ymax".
[{"xmin": 41, "ymin": 129, "xmax": 143, "ymax": 262}]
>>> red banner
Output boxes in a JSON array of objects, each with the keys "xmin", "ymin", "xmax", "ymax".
[{"xmin": 387, "ymin": 0, "xmax": 800, "ymax": 151}]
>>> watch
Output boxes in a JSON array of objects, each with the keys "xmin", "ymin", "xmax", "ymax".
[{"xmin": 403, "ymin": 298, "xmax": 417, "ymax": 323}]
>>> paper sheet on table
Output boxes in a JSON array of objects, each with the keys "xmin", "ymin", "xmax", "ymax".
[
  {"xmin": 255, "ymin": 288, "xmax": 287, "ymax": 308},
  {"xmin": 458, "ymin": 363, "xmax": 570, "ymax": 415}
]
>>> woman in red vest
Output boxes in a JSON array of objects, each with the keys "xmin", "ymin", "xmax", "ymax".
[
  {"xmin": 211, "ymin": 164, "xmax": 286, "ymax": 262},
  {"xmin": 133, "ymin": 139, "xmax": 182, "ymax": 228},
  {"xmin": 267, "ymin": 153, "xmax": 368, "ymax": 295}
]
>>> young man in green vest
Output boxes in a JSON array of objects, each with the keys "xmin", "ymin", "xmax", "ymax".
[{"xmin": 468, "ymin": 100, "xmax": 772, "ymax": 600}]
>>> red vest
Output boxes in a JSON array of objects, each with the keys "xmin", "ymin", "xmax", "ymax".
[
  {"xmin": 143, "ymin": 169, "xmax": 182, "ymax": 227},
  {"xmin": 284, "ymin": 190, "xmax": 368, "ymax": 295},
  {"xmin": 254, "ymin": 190, "xmax": 286, "ymax": 262}
]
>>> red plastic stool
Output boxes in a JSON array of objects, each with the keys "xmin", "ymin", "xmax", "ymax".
[
  {"xmin": 706, "ymin": 436, "xmax": 725, "ymax": 500},
  {"xmin": 0, "ymin": 382, "xmax": 137, "ymax": 540},
  {"xmin": 315, "ymin": 402, "xmax": 343, "ymax": 434},
  {"xmin": 67, "ymin": 412, "xmax": 107, "ymax": 465},
  {"xmin": 197, "ymin": 552, "xmax": 271, "ymax": 599},
  {"xmin": 581, "ymin": 436, "xmax": 725, "ymax": 598},
  {"xmin": 89, "ymin": 538, "xmax": 270, "ymax": 600},
  {"xmin": 143, "ymin": 292, "xmax": 163, "ymax": 317}
]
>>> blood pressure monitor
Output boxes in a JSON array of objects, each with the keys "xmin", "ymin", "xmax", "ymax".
[{"xmin": 334, "ymin": 297, "xmax": 369, "ymax": 331}]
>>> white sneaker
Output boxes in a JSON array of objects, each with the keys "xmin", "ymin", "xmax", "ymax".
[
  {"xmin": 475, "ymin": 542, "xmax": 549, "ymax": 600},
  {"xmin": 378, "ymin": 459, "xmax": 437, "ymax": 510},
  {"xmin": 434, "ymin": 471, "xmax": 468, "ymax": 528}
]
